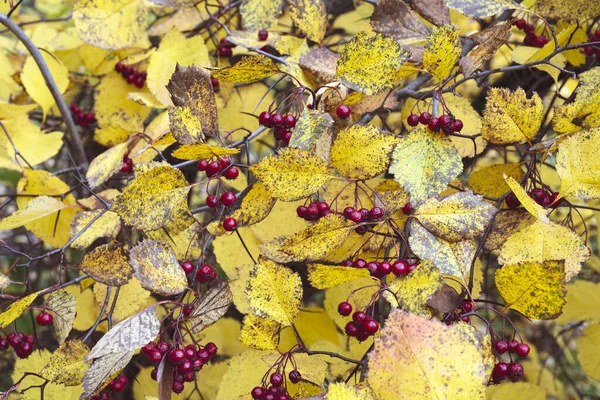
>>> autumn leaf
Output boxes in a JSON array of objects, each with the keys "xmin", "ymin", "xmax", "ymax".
[
  {"xmin": 387, "ymin": 261, "xmax": 443, "ymax": 314},
  {"xmin": 335, "ymin": 31, "xmax": 409, "ymax": 95},
  {"xmin": 389, "ymin": 127, "xmax": 463, "ymax": 206},
  {"xmin": 189, "ymin": 281, "xmax": 232, "ymax": 333},
  {"xmin": 503, "ymin": 175, "xmax": 549, "ymax": 222},
  {"xmin": 482, "ymin": 88, "xmax": 544, "ymax": 144},
  {"xmin": 21, "ymin": 52, "xmax": 69, "ymax": 118},
  {"xmin": 486, "ymin": 382, "xmax": 546, "ymax": 399},
  {"xmin": 0, "ymin": 292, "xmax": 38, "ymax": 328},
  {"xmin": 80, "ymin": 244, "xmax": 133, "ymax": 286},
  {"xmin": 39, "ymin": 340, "xmax": 90, "ymax": 386},
  {"xmin": 578, "ymin": 325, "xmax": 600, "ymax": 380},
  {"xmin": 83, "ymin": 350, "xmax": 135, "ymax": 398},
  {"xmin": 368, "ymin": 311, "xmax": 494, "ymax": 399},
  {"xmin": 287, "ymin": 0, "xmax": 327, "ymax": 43},
  {"xmin": 325, "ymin": 382, "xmax": 376, "ymax": 400},
  {"xmin": 370, "ymin": 0, "xmax": 429, "ymax": 43},
  {"xmin": 556, "ymin": 128, "xmax": 600, "ymax": 199},
  {"xmin": 70, "ymin": 210, "xmax": 121, "ymax": 250},
  {"xmin": 495, "ymin": 261, "xmax": 566, "ymax": 319},
  {"xmin": 240, "ymin": 0, "xmax": 282, "ymax": 30},
  {"xmin": 246, "ymin": 258, "xmax": 302, "ymax": 326},
  {"xmin": 209, "ymin": 56, "xmax": 279, "ymax": 83},
  {"xmin": 468, "ymin": 163, "xmax": 524, "ymax": 199},
  {"xmin": 330, "ymin": 125, "xmax": 399, "ymax": 180},
  {"xmin": 557, "ymin": 280, "xmax": 600, "ymax": 324},
  {"xmin": 460, "ymin": 21, "xmax": 511, "ymax": 77},
  {"xmin": 171, "ymin": 143, "xmax": 239, "ymax": 160},
  {"xmin": 113, "ymin": 165, "xmax": 191, "ymax": 231},
  {"xmin": 443, "ymin": 0, "xmax": 524, "ymax": 18},
  {"xmin": 422, "ymin": 25, "xmax": 461, "ymax": 80},
  {"xmin": 0, "ymin": 196, "xmax": 71, "ymax": 230},
  {"xmin": 308, "ymin": 264, "xmax": 371, "ymax": 289},
  {"xmin": 373, "ymin": 179, "xmax": 410, "ymax": 214},
  {"xmin": 535, "ymin": 0, "xmax": 600, "ymax": 21},
  {"xmin": 46, "ymin": 290, "xmax": 77, "ymax": 344},
  {"xmin": 129, "ymin": 240, "xmax": 188, "ymax": 296},
  {"xmin": 229, "ymin": 182, "xmax": 277, "ymax": 227},
  {"xmin": 249, "ymin": 147, "xmax": 334, "ymax": 201},
  {"xmin": 288, "ymin": 109, "xmax": 334, "ymax": 152},
  {"xmin": 239, "ymin": 314, "xmax": 280, "ymax": 350},
  {"xmin": 86, "ymin": 142, "xmax": 128, "ymax": 188}
]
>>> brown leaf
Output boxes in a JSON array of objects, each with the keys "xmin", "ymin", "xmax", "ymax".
[
  {"xmin": 483, "ymin": 209, "xmax": 535, "ymax": 251},
  {"xmin": 83, "ymin": 350, "xmax": 135, "ymax": 398},
  {"xmin": 189, "ymin": 281, "xmax": 232, "ymax": 333},
  {"xmin": 412, "ymin": 0, "xmax": 451, "ymax": 26},
  {"xmin": 166, "ymin": 64, "xmax": 218, "ymax": 139},
  {"xmin": 371, "ymin": 0, "xmax": 429, "ymax": 43},
  {"xmin": 426, "ymin": 284, "xmax": 462, "ymax": 313},
  {"xmin": 157, "ymin": 361, "xmax": 174, "ymax": 400},
  {"xmin": 47, "ymin": 290, "xmax": 77, "ymax": 344},
  {"xmin": 299, "ymin": 48, "xmax": 339, "ymax": 81},
  {"xmin": 460, "ymin": 22, "xmax": 511, "ymax": 77}
]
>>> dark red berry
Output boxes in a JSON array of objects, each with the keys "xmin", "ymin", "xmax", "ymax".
[
  {"xmin": 506, "ymin": 192, "xmax": 520, "ymax": 208},
  {"xmin": 167, "ymin": 348, "xmax": 186, "ymax": 365},
  {"xmin": 157, "ymin": 341, "xmax": 170, "ymax": 354},
  {"xmin": 220, "ymin": 191, "xmax": 236, "ymax": 207},
  {"xmin": 342, "ymin": 259, "xmax": 353, "ymax": 267},
  {"xmin": 180, "ymin": 261, "xmax": 194, "ymax": 274},
  {"xmin": 289, "ymin": 370, "xmax": 301, "ymax": 383},
  {"xmin": 36, "ymin": 312, "xmax": 53, "ymax": 326},
  {"xmin": 516, "ymin": 343, "xmax": 530, "ymax": 358},
  {"xmin": 265, "ymin": 394, "xmax": 276, "ymax": 400},
  {"xmin": 206, "ymin": 195, "xmax": 219, "ymax": 208},
  {"xmin": 514, "ymin": 19, "xmax": 527, "ymax": 30},
  {"xmin": 419, "ymin": 112, "xmax": 431, "ymax": 125},
  {"xmin": 211, "ymin": 77, "xmax": 220, "ymax": 88},
  {"xmin": 428, "ymin": 117, "xmax": 441, "ymax": 131},
  {"xmin": 223, "ymin": 217, "xmax": 238, "ymax": 231},
  {"xmin": 451, "ymin": 119, "xmax": 463, "ymax": 132},
  {"xmin": 220, "ymin": 158, "xmax": 231, "ymax": 169},
  {"xmin": 135, "ymin": 77, "xmax": 145, "ymax": 88},
  {"xmin": 126, "ymin": 74, "xmax": 136, "ymax": 84},
  {"xmin": 142, "ymin": 342, "xmax": 157, "ymax": 354},
  {"xmin": 270, "ymin": 372, "xmax": 283, "ymax": 387},
  {"xmin": 0, "ymin": 338, "xmax": 9, "ymax": 350},
  {"xmin": 172, "ymin": 381, "xmax": 185, "ymax": 394},
  {"xmin": 120, "ymin": 158, "xmax": 133, "ymax": 173},
  {"xmin": 363, "ymin": 318, "xmax": 379, "ymax": 334},
  {"xmin": 258, "ymin": 30, "xmax": 269, "ymax": 41},
  {"xmin": 16, "ymin": 342, "xmax": 32, "ymax": 358},
  {"xmin": 359, "ymin": 208, "xmax": 370, "ymax": 219},
  {"xmin": 281, "ymin": 130, "xmax": 292, "ymax": 143},
  {"xmin": 378, "ymin": 262, "xmax": 392, "ymax": 275},
  {"xmin": 205, "ymin": 342, "xmax": 218, "ymax": 356},
  {"xmin": 174, "ymin": 374, "xmax": 184, "ymax": 383},
  {"xmin": 296, "ymin": 206, "xmax": 309, "ymax": 219},
  {"xmin": 584, "ymin": 46, "xmax": 595, "ymax": 55},
  {"xmin": 197, "ymin": 348, "xmax": 210, "ymax": 362},
  {"xmin": 507, "ymin": 339, "xmax": 519, "ymax": 353},
  {"xmin": 224, "ymin": 167, "xmax": 239, "ymax": 180},
  {"xmin": 439, "ymin": 114, "xmax": 452, "ymax": 127},
  {"xmin": 343, "ymin": 207, "xmax": 355, "ymax": 218},
  {"xmin": 70, "ymin": 104, "xmax": 81, "ymax": 114},
  {"xmin": 252, "ymin": 386, "xmax": 267, "ymax": 400},
  {"xmin": 183, "ymin": 371, "xmax": 195, "ymax": 382},
  {"xmin": 353, "ymin": 259, "xmax": 367, "ymax": 268},
  {"xmin": 408, "ymin": 263, "xmax": 418, "ymax": 273},
  {"xmin": 178, "ymin": 359, "xmax": 193, "ymax": 374},
  {"xmin": 148, "ymin": 349, "xmax": 163, "ymax": 363},
  {"xmin": 192, "ymin": 357, "xmax": 203, "ymax": 371},
  {"xmin": 461, "ymin": 300, "xmax": 474, "ymax": 313},
  {"xmin": 206, "ymin": 161, "xmax": 221, "ymax": 177},
  {"xmin": 218, "ymin": 47, "xmax": 233, "ymax": 57},
  {"xmin": 220, "ymin": 37, "xmax": 235, "ymax": 48},
  {"xmin": 407, "ymin": 113, "xmax": 419, "ymax": 126},
  {"xmin": 24, "ymin": 334, "xmax": 35, "ymax": 344},
  {"xmin": 259, "ymin": 111, "xmax": 272, "ymax": 126},
  {"xmin": 348, "ymin": 210, "xmax": 363, "ymax": 223},
  {"xmin": 494, "ymin": 340, "xmax": 509, "ymax": 354},
  {"xmin": 283, "ymin": 114, "xmax": 296, "ymax": 128},
  {"xmin": 402, "ymin": 202, "xmax": 413, "ymax": 214},
  {"xmin": 337, "ymin": 302, "xmax": 352, "ymax": 316},
  {"xmin": 184, "ymin": 344, "xmax": 196, "ymax": 359},
  {"xmin": 368, "ymin": 207, "xmax": 384, "ymax": 220},
  {"xmin": 509, "ymin": 362, "xmax": 524, "ymax": 381},
  {"xmin": 110, "ymin": 380, "xmax": 124, "ymax": 392},
  {"xmin": 352, "ymin": 311, "xmax": 366, "ymax": 323},
  {"xmin": 197, "ymin": 264, "xmax": 217, "ymax": 283},
  {"xmin": 123, "ymin": 66, "xmax": 134, "ymax": 77},
  {"xmin": 115, "ymin": 62, "xmax": 124, "ymax": 73},
  {"xmin": 366, "ymin": 262, "xmax": 379, "ymax": 276},
  {"xmin": 345, "ymin": 321, "xmax": 359, "ymax": 336},
  {"xmin": 270, "ymin": 113, "xmax": 284, "ymax": 126},
  {"xmin": 356, "ymin": 329, "xmax": 370, "ymax": 342},
  {"xmin": 336, "ymin": 104, "xmax": 351, "ymax": 118},
  {"xmin": 493, "ymin": 362, "xmax": 509, "ymax": 377},
  {"xmin": 524, "ymin": 24, "xmax": 535, "ymax": 34},
  {"xmin": 391, "ymin": 260, "xmax": 409, "ymax": 276},
  {"xmin": 7, "ymin": 332, "xmax": 21, "ymax": 348},
  {"xmin": 182, "ymin": 305, "xmax": 194, "ymax": 317},
  {"xmin": 150, "ymin": 368, "xmax": 158, "ymax": 381},
  {"xmin": 197, "ymin": 159, "xmax": 209, "ymax": 171}
]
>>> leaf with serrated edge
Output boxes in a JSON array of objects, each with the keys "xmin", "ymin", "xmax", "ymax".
[
  {"xmin": 189, "ymin": 281, "xmax": 232, "ymax": 333},
  {"xmin": 287, "ymin": 0, "xmax": 327, "ymax": 43},
  {"xmin": 370, "ymin": 0, "xmax": 429, "ymax": 43},
  {"xmin": 80, "ymin": 244, "xmax": 133, "ymax": 286},
  {"xmin": 308, "ymin": 264, "xmax": 371, "ymax": 289},
  {"xmin": 240, "ymin": 0, "xmax": 282, "ymax": 30},
  {"xmin": 129, "ymin": 240, "xmax": 188, "ymax": 296},
  {"xmin": 0, "ymin": 292, "xmax": 38, "ymax": 328},
  {"xmin": 387, "ymin": 261, "xmax": 442, "ymax": 315},
  {"xmin": 289, "ymin": 109, "xmax": 334, "ymax": 151},
  {"xmin": 171, "ymin": 143, "xmax": 239, "ymax": 160},
  {"xmin": 70, "ymin": 210, "xmax": 121, "ymax": 250},
  {"xmin": 0, "ymin": 196, "xmax": 70, "ymax": 230},
  {"xmin": 443, "ymin": 0, "xmax": 523, "ymax": 18},
  {"xmin": 468, "ymin": 163, "xmax": 524, "ymax": 199},
  {"xmin": 246, "ymin": 258, "xmax": 302, "ymax": 326},
  {"xmin": 47, "ymin": 290, "xmax": 77, "ymax": 344},
  {"xmin": 83, "ymin": 350, "xmax": 135, "ymax": 398},
  {"xmin": 504, "ymin": 175, "xmax": 549, "ymax": 222},
  {"xmin": 209, "ymin": 55, "xmax": 279, "ymax": 83},
  {"xmin": 86, "ymin": 143, "xmax": 128, "ymax": 188},
  {"xmin": 556, "ymin": 128, "xmax": 600, "ymax": 200},
  {"xmin": 230, "ymin": 182, "xmax": 277, "ymax": 227},
  {"xmin": 239, "ymin": 314, "xmax": 280, "ymax": 350},
  {"xmin": 40, "ymin": 340, "xmax": 90, "ymax": 386},
  {"xmin": 423, "ymin": 25, "xmax": 461, "ymax": 80}
]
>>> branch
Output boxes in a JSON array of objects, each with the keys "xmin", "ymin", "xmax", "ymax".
[{"xmin": 0, "ymin": 13, "xmax": 88, "ymax": 167}]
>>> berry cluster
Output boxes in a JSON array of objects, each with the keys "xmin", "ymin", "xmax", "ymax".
[
  {"xmin": 114, "ymin": 62, "xmax": 147, "ymax": 88},
  {"xmin": 505, "ymin": 188, "xmax": 559, "ymax": 209},
  {"xmin": 343, "ymin": 258, "xmax": 417, "ymax": 278},
  {"xmin": 337, "ymin": 305, "xmax": 380, "ymax": 341},
  {"xmin": 218, "ymin": 38, "xmax": 235, "ymax": 58},
  {"xmin": 342, "ymin": 206, "xmax": 385, "ymax": 234},
  {"xmin": 491, "ymin": 339, "xmax": 530, "ymax": 383},
  {"xmin": 91, "ymin": 375, "xmax": 129, "ymax": 399},
  {"xmin": 143, "ymin": 341, "xmax": 218, "ymax": 393},
  {"xmin": 120, "ymin": 155, "xmax": 133, "ymax": 174},
  {"xmin": 0, "ymin": 331, "xmax": 35, "ymax": 359},
  {"xmin": 583, "ymin": 29, "xmax": 600, "ymax": 61},
  {"xmin": 407, "ymin": 112, "xmax": 463, "ymax": 134},
  {"xmin": 198, "ymin": 157, "xmax": 239, "ymax": 180},
  {"xmin": 180, "ymin": 261, "xmax": 217, "ymax": 283},
  {"xmin": 512, "ymin": 19, "xmax": 549, "ymax": 48},
  {"xmin": 445, "ymin": 300, "xmax": 474, "ymax": 325},
  {"xmin": 296, "ymin": 201, "xmax": 332, "ymax": 221},
  {"xmin": 206, "ymin": 191, "xmax": 237, "ymax": 209},
  {"xmin": 70, "ymin": 104, "xmax": 96, "ymax": 128},
  {"xmin": 250, "ymin": 370, "xmax": 299, "ymax": 400},
  {"xmin": 258, "ymin": 111, "xmax": 296, "ymax": 144}
]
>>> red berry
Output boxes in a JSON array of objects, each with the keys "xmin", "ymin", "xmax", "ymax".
[
  {"xmin": 205, "ymin": 342, "xmax": 218, "ymax": 356},
  {"xmin": 366, "ymin": 261, "xmax": 379, "ymax": 276},
  {"xmin": 353, "ymin": 259, "xmax": 367, "ymax": 268},
  {"xmin": 192, "ymin": 357, "xmax": 203, "ymax": 371},
  {"xmin": 419, "ymin": 112, "xmax": 431, "ymax": 125},
  {"xmin": 184, "ymin": 344, "xmax": 196, "ymax": 359},
  {"xmin": 317, "ymin": 201, "xmax": 330, "ymax": 214},
  {"xmin": 172, "ymin": 381, "xmax": 185, "ymax": 394},
  {"xmin": 142, "ymin": 342, "xmax": 157, "ymax": 354},
  {"xmin": 348, "ymin": 210, "xmax": 363, "ymax": 223},
  {"xmin": 363, "ymin": 318, "xmax": 379, "ymax": 334},
  {"xmin": 402, "ymin": 202, "xmax": 413, "ymax": 214},
  {"xmin": 7, "ymin": 332, "xmax": 21, "ymax": 348},
  {"xmin": 218, "ymin": 47, "xmax": 233, "ymax": 57},
  {"xmin": 283, "ymin": 114, "xmax": 296, "ymax": 128},
  {"xmin": 296, "ymin": 206, "xmax": 309, "ymax": 219},
  {"xmin": 273, "ymin": 126, "xmax": 286, "ymax": 140},
  {"xmin": 110, "ymin": 380, "xmax": 124, "ymax": 392},
  {"xmin": 180, "ymin": 261, "xmax": 194, "ymax": 274},
  {"xmin": 494, "ymin": 340, "xmax": 509, "ymax": 354},
  {"xmin": 451, "ymin": 119, "xmax": 463, "ymax": 132},
  {"xmin": 359, "ymin": 208, "xmax": 370, "ymax": 219},
  {"xmin": 220, "ymin": 191, "xmax": 237, "ymax": 207},
  {"xmin": 506, "ymin": 192, "xmax": 520, "ymax": 208},
  {"xmin": 355, "ymin": 329, "xmax": 370, "ymax": 342},
  {"xmin": 265, "ymin": 393, "xmax": 276, "ymax": 400},
  {"xmin": 342, "ymin": 259, "xmax": 353, "ymax": 267},
  {"xmin": 507, "ymin": 339, "xmax": 519, "ymax": 353},
  {"xmin": 258, "ymin": 30, "xmax": 269, "ymax": 41},
  {"xmin": 378, "ymin": 262, "xmax": 392, "ymax": 275},
  {"xmin": 289, "ymin": 370, "xmax": 301, "ymax": 383},
  {"xmin": 148, "ymin": 349, "xmax": 163, "ymax": 363},
  {"xmin": 135, "ymin": 76, "xmax": 145, "ymax": 88},
  {"xmin": 259, "ymin": 111, "xmax": 272, "ymax": 126},
  {"xmin": 407, "ymin": 113, "xmax": 419, "ymax": 126},
  {"xmin": 343, "ymin": 207, "xmax": 355, "ymax": 218},
  {"xmin": 16, "ymin": 342, "xmax": 32, "ymax": 358},
  {"xmin": 70, "ymin": 104, "xmax": 81, "ymax": 114},
  {"xmin": 336, "ymin": 104, "xmax": 351, "ymax": 118},
  {"xmin": 524, "ymin": 24, "xmax": 535, "ymax": 34},
  {"xmin": 197, "ymin": 159, "xmax": 209, "ymax": 171},
  {"xmin": 252, "ymin": 386, "xmax": 267, "ymax": 400},
  {"xmin": 428, "ymin": 117, "xmax": 441, "ymax": 131},
  {"xmin": 368, "ymin": 207, "xmax": 384, "ymax": 220},
  {"xmin": 493, "ymin": 362, "xmax": 509, "ymax": 377},
  {"xmin": 139, "ymin": 71, "xmax": 147, "ymax": 79},
  {"xmin": 174, "ymin": 374, "xmax": 184, "ymax": 383},
  {"xmin": 157, "ymin": 341, "xmax": 170, "ymax": 353},
  {"xmin": 220, "ymin": 37, "xmax": 235, "ymax": 48},
  {"xmin": 461, "ymin": 300, "xmax": 474, "ymax": 313},
  {"xmin": 270, "ymin": 372, "xmax": 283, "ymax": 387},
  {"xmin": 220, "ymin": 158, "xmax": 231, "ymax": 169},
  {"xmin": 345, "ymin": 321, "xmax": 359, "ymax": 336},
  {"xmin": 352, "ymin": 311, "xmax": 367, "ymax": 323},
  {"xmin": 123, "ymin": 66, "xmax": 134, "ymax": 77},
  {"xmin": 126, "ymin": 73, "xmax": 136, "ymax": 84},
  {"xmin": 206, "ymin": 161, "xmax": 221, "ymax": 177},
  {"xmin": 150, "ymin": 368, "xmax": 158, "ymax": 381},
  {"xmin": 182, "ymin": 304, "xmax": 194, "ymax": 317},
  {"xmin": 337, "ymin": 302, "xmax": 352, "ymax": 316},
  {"xmin": 120, "ymin": 158, "xmax": 133, "ymax": 173},
  {"xmin": 408, "ymin": 263, "xmax": 418, "ymax": 273},
  {"xmin": 224, "ymin": 167, "xmax": 239, "ymax": 180},
  {"xmin": 118, "ymin": 375, "xmax": 129, "ymax": 386},
  {"xmin": 516, "ymin": 343, "xmax": 530, "ymax": 357},
  {"xmin": 197, "ymin": 348, "xmax": 210, "ymax": 362},
  {"xmin": 391, "ymin": 260, "xmax": 409, "ymax": 276},
  {"xmin": 439, "ymin": 114, "xmax": 452, "ymax": 127},
  {"xmin": 211, "ymin": 77, "xmax": 220, "ymax": 88},
  {"xmin": 178, "ymin": 359, "xmax": 193, "ymax": 374},
  {"xmin": 183, "ymin": 371, "xmax": 195, "ymax": 382},
  {"xmin": 167, "ymin": 348, "xmax": 186, "ymax": 365},
  {"xmin": 509, "ymin": 362, "xmax": 524, "ymax": 381},
  {"xmin": 0, "ymin": 338, "xmax": 9, "ymax": 350},
  {"xmin": 36, "ymin": 312, "xmax": 53, "ymax": 326},
  {"xmin": 197, "ymin": 264, "xmax": 217, "ymax": 283},
  {"xmin": 584, "ymin": 46, "xmax": 595, "ymax": 55},
  {"xmin": 25, "ymin": 334, "xmax": 35, "ymax": 344},
  {"xmin": 270, "ymin": 113, "xmax": 284, "ymax": 126},
  {"xmin": 514, "ymin": 19, "xmax": 527, "ymax": 30},
  {"xmin": 115, "ymin": 62, "xmax": 124, "ymax": 72},
  {"xmin": 206, "ymin": 195, "xmax": 219, "ymax": 208},
  {"xmin": 281, "ymin": 130, "xmax": 292, "ymax": 143},
  {"xmin": 223, "ymin": 217, "xmax": 238, "ymax": 231}
]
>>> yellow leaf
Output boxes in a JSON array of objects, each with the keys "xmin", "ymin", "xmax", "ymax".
[
  {"xmin": 308, "ymin": 264, "xmax": 371, "ymax": 289},
  {"xmin": 414, "ymin": 191, "xmax": 497, "ymax": 242},
  {"xmin": 335, "ymin": 31, "xmax": 409, "ymax": 95},
  {"xmin": 172, "ymin": 143, "xmax": 239, "ymax": 160},
  {"xmin": 210, "ymin": 55, "xmax": 279, "ymax": 83},
  {"xmin": 276, "ymin": 214, "xmax": 354, "ymax": 262},
  {"xmin": 216, "ymin": 350, "xmax": 275, "ymax": 400},
  {"xmin": 279, "ymin": 307, "xmax": 340, "ymax": 350},
  {"xmin": 73, "ymin": 0, "xmax": 149, "ymax": 49},
  {"xmin": 0, "ymin": 292, "xmax": 38, "ymax": 328},
  {"xmin": 423, "ymin": 25, "xmax": 461, "ymax": 80},
  {"xmin": 240, "ymin": 0, "xmax": 282, "ymax": 30},
  {"xmin": 444, "ymin": 0, "xmax": 524, "ymax": 18},
  {"xmin": 387, "ymin": 261, "xmax": 443, "ymax": 315},
  {"xmin": 166, "ymin": 64, "xmax": 219, "ymax": 140},
  {"xmin": 86, "ymin": 142, "xmax": 128, "ymax": 188},
  {"xmin": 389, "ymin": 127, "xmax": 463, "ymax": 205},
  {"xmin": 496, "ymin": 261, "xmax": 566, "ymax": 319},
  {"xmin": 0, "ymin": 51, "xmax": 23, "ymax": 103},
  {"xmin": 80, "ymin": 244, "xmax": 133, "ymax": 286},
  {"xmin": 230, "ymin": 182, "xmax": 277, "ymax": 227},
  {"xmin": 482, "ymin": 88, "xmax": 543, "ymax": 145},
  {"xmin": 373, "ymin": 179, "xmax": 410, "ymax": 214},
  {"xmin": 578, "ymin": 324, "xmax": 600, "ymax": 380},
  {"xmin": 330, "ymin": 125, "xmax": 400, "ymax": 180},
  {"xmin": 288, "ymin": 108, "xmax": 334, "ymax": 154},
  {"xmin": 486, "ymin": 382, "xmax": 546, "ymax": 400},
  {"xmin": 442, "ymin": 93, "xmax": 487, "ymax": 158},
  {"xmin": 498, "ymin": 219, "xmax": 589, "ymax": 281},
  {"xmin": 468, "ymin": 163, "xmax": 524, "ymax": 199},
  {"xmin": 129, "ymin": 239, "xmax": 188, "ymax": 296},
  {"xmin": 70, "ymin": 210, "xmax": 121, "ymax": 250},
  {"xmin": 246, "ymin": 258, "xmax": 302, "ymax": 326},
  {"xmin": 147, "ymin": 28, "xmax": 210, "ymax": 107},
  {"xmin": 262, "ymin": 352, "xmax": 328, "ymax": 388},
  {"xmin": 0, "ymin": 196, "xmax": 70, "ymax": 230},
  {"xmin": 535, "ymin": 0, "xmax": 600, "ymax": 21},
  {"xmin": 113, "ymin": 165, "xmax": 191, "ymax": 231},
  {"xmin": 324, "ymin": 277, "xmax": 378, "ymax": 330},
  {"xmin": 287, "ymin": 0, "xmax": 327, "ymax": 43},
  {"xmin": 368, "ymin": 311, "xmax": 494, "ymax": 399},
  {"xmin": 17, "ymin": 170, "xmax": 79, "ymax": 247},
  {"xmin": 504, "ymin": 175, "xmax": 549, "ymax": 222},
  {"xmin": 250, "ymin": 147, "xmax": 334, "ymax": 201},
  {"xmin": 46, "ymin": 289, "xmax": 77, "ymax": 344},
  {"xmin": 21, "ymin": 52, "xmax": 69, "ymax": 118},
  {"xmin": 557, "ymin": 280, "xmax": 600, "ymax": 324},
  {"xmin": 326, "ymin": 382, "xmax": 375, "ymax": 400},
  {"xmin": 556, "ymin": 128, "xmax": 600, "ymax": 200},
  {"xmin": 239, "ymin": 314, "xmax": 280, "ymax": 350},
  {"xmin": 93, "ymin": 279, "xmax": 151, "ymax": 326},
  {"xmin": 146, "ymin": 221, "xmax": 203, "ymax": 261},
  {"xmin": 0, "ymin": 102, "xmax": 37, "ymax": 120},
  {"xmin": 39, "ymin": 340, "xmax": 90, "ymax": 386}
]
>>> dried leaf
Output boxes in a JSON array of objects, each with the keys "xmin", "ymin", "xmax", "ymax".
[
  {"xmin": 298, "ymin": 48, "xmax": 339, "ymax": 81},
  {"xmin": 239, "ymin": 314, "xmax": 280, "ymax": 350},
  {"xmin": 0, "ymin": 292, "xmax": 38, "ymax": 328},
  {"xmin": 289, "ymin": 109, "xmax": 334, "ymax": 151},
  {"xmin": 412, "ymin": 0, "xmax": 450, "ymax": 25},
  {"xmin": 189, "ymin": 281, "xmax": 232, "ymax": 333},
  {"xmin": 307, "ymin": 264, "xmax": 371, "ymax": 289},
  {"xmin": 70, "ymin": 210, "xmax": 121, "ymax": 250},
  {"xmin": 443, "ymin": 0, "xmax": 523, "ymax": 18},
  {"xmin": 287, "ymin": 0, "xmax": 327, "ymax": 43},
  {"xmin": 427, "ymin": 284, "xmax": 462, "ymax": 313},
  {"xmin": 370, "ymin": 0, "xmax": 429, "ymax": 43},
  {"xmin": 39, "ymin": 340, "xmax": 90, "ymax": 386},
  {"xmin": 460, "ymin": 21, "xmax": 511, "ymax": 77},
  {"xmin": 83, "ymin": 350, "xmax": 135, "ymax": 398},
  {"xmin": 47, "ymin": 290, "xmax": 77, "ymax": 344},
  {"xmin": 129, "ymin": 240, "xmax": 188, "ymax": 296},
  {"xmin": 422, "ymin": 25, "xmax": 461, "ymax": 80},
  {"xmin": 209, "ymin": 56, "xmax": 279, "ymax": 83},
  {"xmin": 80, "ymin": 244, "xmax": 133, "ymax": 286}
]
